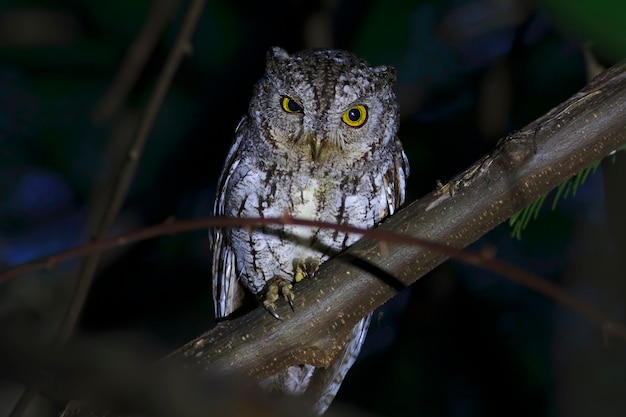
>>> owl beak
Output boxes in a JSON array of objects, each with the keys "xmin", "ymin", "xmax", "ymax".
[{"xmin": 310, "ymin": 137, "xmax": 323, "ymax": 161}]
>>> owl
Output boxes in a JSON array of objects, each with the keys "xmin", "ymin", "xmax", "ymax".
[{"xmin": 211, "ymin": 47, "xmax": 409, "ymax": 415}]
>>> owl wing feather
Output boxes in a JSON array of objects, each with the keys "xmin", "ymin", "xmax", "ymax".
[
  {"xmin": 391, "ymin": 136, "xmax": 410, "ymax": 207},
  {"xmin": 211, "ymin": 118, "xmax": 248, "ymax": 319},
  {"xmin": 307, "ymin": 142, "xmax": 409, "ymax": 414}
]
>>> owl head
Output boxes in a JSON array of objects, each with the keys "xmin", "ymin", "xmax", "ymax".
[{"xmin": 248, "ymin": 47, "xmax": 399, "ymax": 163}]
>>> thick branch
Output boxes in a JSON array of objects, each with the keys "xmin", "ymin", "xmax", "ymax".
[{"xmin": 174, "ymin": 62, "xmax": 626, "ymax": 377}]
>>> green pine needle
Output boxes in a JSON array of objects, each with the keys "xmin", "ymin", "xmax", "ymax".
[{"xmin": 510, "ymin": 160, "xmax": 601, "ymax": 239}]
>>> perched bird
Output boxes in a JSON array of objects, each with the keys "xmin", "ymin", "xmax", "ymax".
[{"xmin": 211, "ymin": 47, "xmax": 408, "ymax": 414}]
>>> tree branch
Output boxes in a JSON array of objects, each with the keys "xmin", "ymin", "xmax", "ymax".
[
  {"xmin": 171, "ymin": 61, "xmax": 626, "ymax": 376},
  {"xmin": 92, "ymin": 0, "xmax": 181, "ymax": 123}
]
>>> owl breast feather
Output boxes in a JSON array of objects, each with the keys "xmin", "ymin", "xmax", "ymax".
[{"xmin": 224, "ymin": 154, "xmax": 388, "ymax": 294}]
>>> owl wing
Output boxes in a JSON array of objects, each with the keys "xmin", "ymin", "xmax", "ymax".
[
  {"xmin": 211, "ymin": 118, "xmax": 248, "ymax": 319},
  {"xmin": 306, "ymin": 138, "xmax": 410, "ymax": 414},
  {"xmin": 387, "ymin": 136, "xmax": 410, "ymax": 209}
]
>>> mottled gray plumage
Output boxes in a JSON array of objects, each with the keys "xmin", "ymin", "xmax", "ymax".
[{"xmin": 211, "ymin": 47, "xmax": 408, "ymax": 414}]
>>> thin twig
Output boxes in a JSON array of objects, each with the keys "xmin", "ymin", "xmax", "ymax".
[
  {"xmin": 0, "ymin": 216, "xmax": 462, "ymax": 281},
  {"xmin": 2, "ymin": 215, "xmax": 626, "ymax": 341},
  {"xmin": 56, "ymin": 0, "xmax": 206, "ymax": 345},
  {"xmin": 99, "ymin": 0, "xmax": 206, "ymax": 237}
]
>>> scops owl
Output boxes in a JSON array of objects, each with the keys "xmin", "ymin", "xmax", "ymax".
[{"xmin": 211, "ymin": 47, "xmax": 409, "ymax": 414}]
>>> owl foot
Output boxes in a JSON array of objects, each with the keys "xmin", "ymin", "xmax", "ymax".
[
  {"xmin": 263, "ymin": 276, "xmax": 295, "ymax": 320},
  {"xmin": 293, "ymin": 257, "xmax": 320, "ymax": 283}
]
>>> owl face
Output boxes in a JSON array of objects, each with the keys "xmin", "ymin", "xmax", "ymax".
[{"xmin": 249, "ymin": 47, "xmax": 399, "ymax": 163}]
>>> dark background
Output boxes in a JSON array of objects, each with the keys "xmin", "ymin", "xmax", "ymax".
[{"xmin": 1, "ymin": 0, "xmax": 626, "ymax": 416}]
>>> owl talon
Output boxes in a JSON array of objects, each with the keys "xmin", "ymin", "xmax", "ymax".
[
  {"xmin": 263, "ymin": 298, "xmax": 283, "ymax": 320},
  {"xmin": 263, "ymin": 276, "xmax": 294, "ymax": 319},
  {"xmin": 293, "ymin": 256, "xmax": 320, "ymax": 283},
  {"xmin": 264, "ymin": 305, "xmax": 282, "ymax": 320}
]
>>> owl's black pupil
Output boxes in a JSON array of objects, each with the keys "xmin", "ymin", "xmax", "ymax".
[
  {"xmin": 348, "ymin": 108, "xmax": 361, "ymax": 121},
  {"xmin": 287, "ymin": 99, "xmax": 301, "ymax": 112}
]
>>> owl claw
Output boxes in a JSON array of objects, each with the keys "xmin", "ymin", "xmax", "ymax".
[
  {"xmin": 264, "ymin": 305, "xmax": 282, "ymax": 320},
  {"xmin": 262, "ymin": 297, "xmax": 283, "ymax": 320},
  {"xmin": 293, "ymin": 257, "xmax": 320, "ymax": 283},
  {"xmin": 263, "ymin": 276, "xmax": 294, "ymax": 320},
  {"xmin": 261, "ymin": 258, "xmax": 318, "ymax": 319}
]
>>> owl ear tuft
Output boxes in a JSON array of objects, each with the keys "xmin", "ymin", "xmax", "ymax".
[
  {"xmin": 266, "ymin": 47, "xmax": 290, "ymax": 72},
  {"xmin": 373, "ymin": 65, "xmax": 397, "ymax": 85}
]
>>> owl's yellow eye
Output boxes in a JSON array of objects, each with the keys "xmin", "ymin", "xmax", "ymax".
[
  {"xmin": 281, "ymin": 96, "xmax": 303, "ymax": 113},
  {"xmin": 341, "ymin": 105, "xmax": 367, "ymax": 127}
]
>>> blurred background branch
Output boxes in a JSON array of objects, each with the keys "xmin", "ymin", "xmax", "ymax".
[{"xmin": 2, "ymin": 1, "xmax": 205, "ymax": 416}]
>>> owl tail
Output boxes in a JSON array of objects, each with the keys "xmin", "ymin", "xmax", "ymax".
[{"xmin": 305, "ymin": 313, "xmax": 373, "ymax": 415}]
